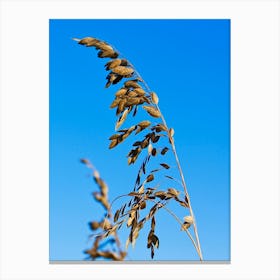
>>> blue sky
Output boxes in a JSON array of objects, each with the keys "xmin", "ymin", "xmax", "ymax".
[{"xmin": 49, "ymin": 19, "xmax": 230, "ymax": 261}]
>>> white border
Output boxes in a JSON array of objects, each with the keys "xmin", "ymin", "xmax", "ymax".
[{"xmin": 0, "ymin": 0, "xmax": 279, "ymax": 279}]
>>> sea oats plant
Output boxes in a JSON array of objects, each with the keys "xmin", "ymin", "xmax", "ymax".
[{"xmin": 74, "ymin": 36, "xmax": 203, "ymax": 261}]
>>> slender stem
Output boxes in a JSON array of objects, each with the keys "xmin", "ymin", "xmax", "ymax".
[
  {"xmin": 146, "ymin": 198, "xmax": 201, "ymax": 258},
  {"xmin": 131, "ymin": 65, "xmax": 203, "ymax": 261}
]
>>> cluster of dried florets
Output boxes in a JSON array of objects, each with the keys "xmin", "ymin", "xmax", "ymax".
[
  {"xmin": 75, "ymin": 36, "xmax": 201, "ymax": 260},
  {"xmin": 80, "ymin": 158, "xmax": 126, "ymax": 261}
]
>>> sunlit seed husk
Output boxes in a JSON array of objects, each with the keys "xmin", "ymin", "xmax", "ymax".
[
  {"xmin": 127, "ymin": 91, "xmax": 138, "ymax": 97},
  {"xmin": 140, "ymin": 200, "xmax": 146, "ymax": 209},
  {"xmin": 78, "ymin": 37, "xmax": 99, "ymax": 46},
  {"xmin": 154, "ymin": 191, "xmax": 167, "ymax": 200},
  {"xmin": 124, "ymin": 80, "xmax": 141, "ymax": 88},
  {"xmin": 115, "ymin": 109, "xmax": 129, "ymax": 130},
  {"xmin": 115, "ymin": 88, "xmax": 128, "ymax": 97},
  {"xmin": 133, "ymin": 87, "xmax": 146, "ymax": 96},
  {"xmin": 112, "ymin": 75, "xmax": 123, "ymax": 85},
  {"xmin": 140, "ymin": 139, "xmax": 149, "ymax": 149},
  {"xmin": 128, "ymin": 157, "xmax": 133, "ymax": 165},
  {"xmin": 117, "ymin": 99, "xmax": 126, "ymax": 115},
  {"xmin": 98, "ymin": 49, "xmax": 118, "ymax": 58},
  {"xmin": 109, "ymin": 134, "xmax": 120, "ymax": 140},
  {"xmin": 110, "ymin": 98, "xmax": 120, "ymax": 108},
  {"xmin": 138, "ymin": 185, "xmax": 144, "ymax": 194},
  {"xmin": 157, "ymin": 124, "xmax": 168, "ymax": 132},
  {"xmin": 148, "ymin": 143, "xmax": 153, "ymax": 155},
  {"xmin": 112, "ymin": 66, "xmax": 134, "ymax": 76},
  {"xmin": 141, "ymin": 96, "xmax": 151, "ymax": 104},
  {"xmin": 96, "ymin": 42, "xmax": 114, "ymax": 52},
  {"xmin": 184, "ymin": 215, "xmax": 193, "ymax": 224},
  {"xmin": 167, "ymin": 187, "xmax": 179, "ymax": 197},
  {"xmin": 146, "ymin": 174, "xmax": 154, "ymax": 182},
  {"xmin": 109, "ymin": 138, "xmax": 118, "ymax": 149},
  {"xmin": 138, "ymin": 120, "xmax": 151, "ymax": 128},
  {"xmin": 105, "ymin": 59, "xmax": 122, "ymax": 70},
  {"xmin": 151, "ymin": 92, "xmax": 159, "ymax": 104},
  {"xmin": 125, "ymin": 97, "xmax": 140, "ymax": 107},
  {"xmin": 143, "ymin": 105, "xmax": 158, "ymax": 116}
]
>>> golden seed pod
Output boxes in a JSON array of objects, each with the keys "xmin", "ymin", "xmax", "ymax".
[
  {"xmin": 125, "ymin": 97, "xmax": 140, "ymax": 107},
  {"xmin": 89, "ymin": 221, "xmax": 100, "ymax": 230},
  {"xmin": 143, "ymin": 106, "xmax": 161, "ymax": 118},
  {"xmin": 184, "ymin": 216, "xmax": 193, "ymax": 224},
  {"xmin": 127, "ymin": 91, "xmax": 138, "ymax": 97},
  {"xmin": 167, "ymin": 187, "xmax": 179, "ymax": 197},
  {"xmin": 148, "ymin": 143, "xmax": 153, "ymax": 155},
  {"xmin": 115, "ymin": 88, "xmax": 128, "ymax": 97},
  {"xmin": 112, "ymin": 66, "xmax": 134, "ymax": 76},
  {"xmin": 138, "ymin": 120, "xmax": 151, "ymax": 128},
  {"xmin": 115, "ymin": 109, "xmax": 129, "ymax": 130},
  {"xmin": 110, "ymin": 98, "xmax": 121, "ymax": 108},
  {"xmin": 146, "ymin": 174, "xmax": 154, "ymax": 182},
  {"xmin": 77, "ymin": 37, "xmax": 99, "ymax": 46},
  {"xmin": 109, "ymin": 138, "xmax": 118, "ymax": 149},
  {"xmin": 151, "ymin": 92, "xmax": 159, "ymax": 104},
  {"xmin": 98, "ymin": 49, "xmax": 118, "ymax": 58},
  {"xmin": 124, "ymin": 80, "xmax": 141, "ymax": 88},
  {"xmin": 133, "ymin": 87, "xmax": 146, "ymax": 96},
  {"xmin": 105, "ymin": 59, "xmax": 122, "ymax": 70}
]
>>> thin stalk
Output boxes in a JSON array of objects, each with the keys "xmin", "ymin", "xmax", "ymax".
[
  {"xmin": 146, "ymin": 198, "xmax": 201, "ymax": 258},
  {"xmin": 130, "ymin": 65, "xmax": 203, "ymax": 261}
]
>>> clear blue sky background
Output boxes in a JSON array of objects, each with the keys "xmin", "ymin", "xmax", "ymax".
[{"xmin": 50, "ymin": 19, "xmax": 230, "ymax": 261}]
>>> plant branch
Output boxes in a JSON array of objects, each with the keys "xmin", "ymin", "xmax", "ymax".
[{"xmin": 128, "ymin": 63, "xmax": 203, "ymax": 261}]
